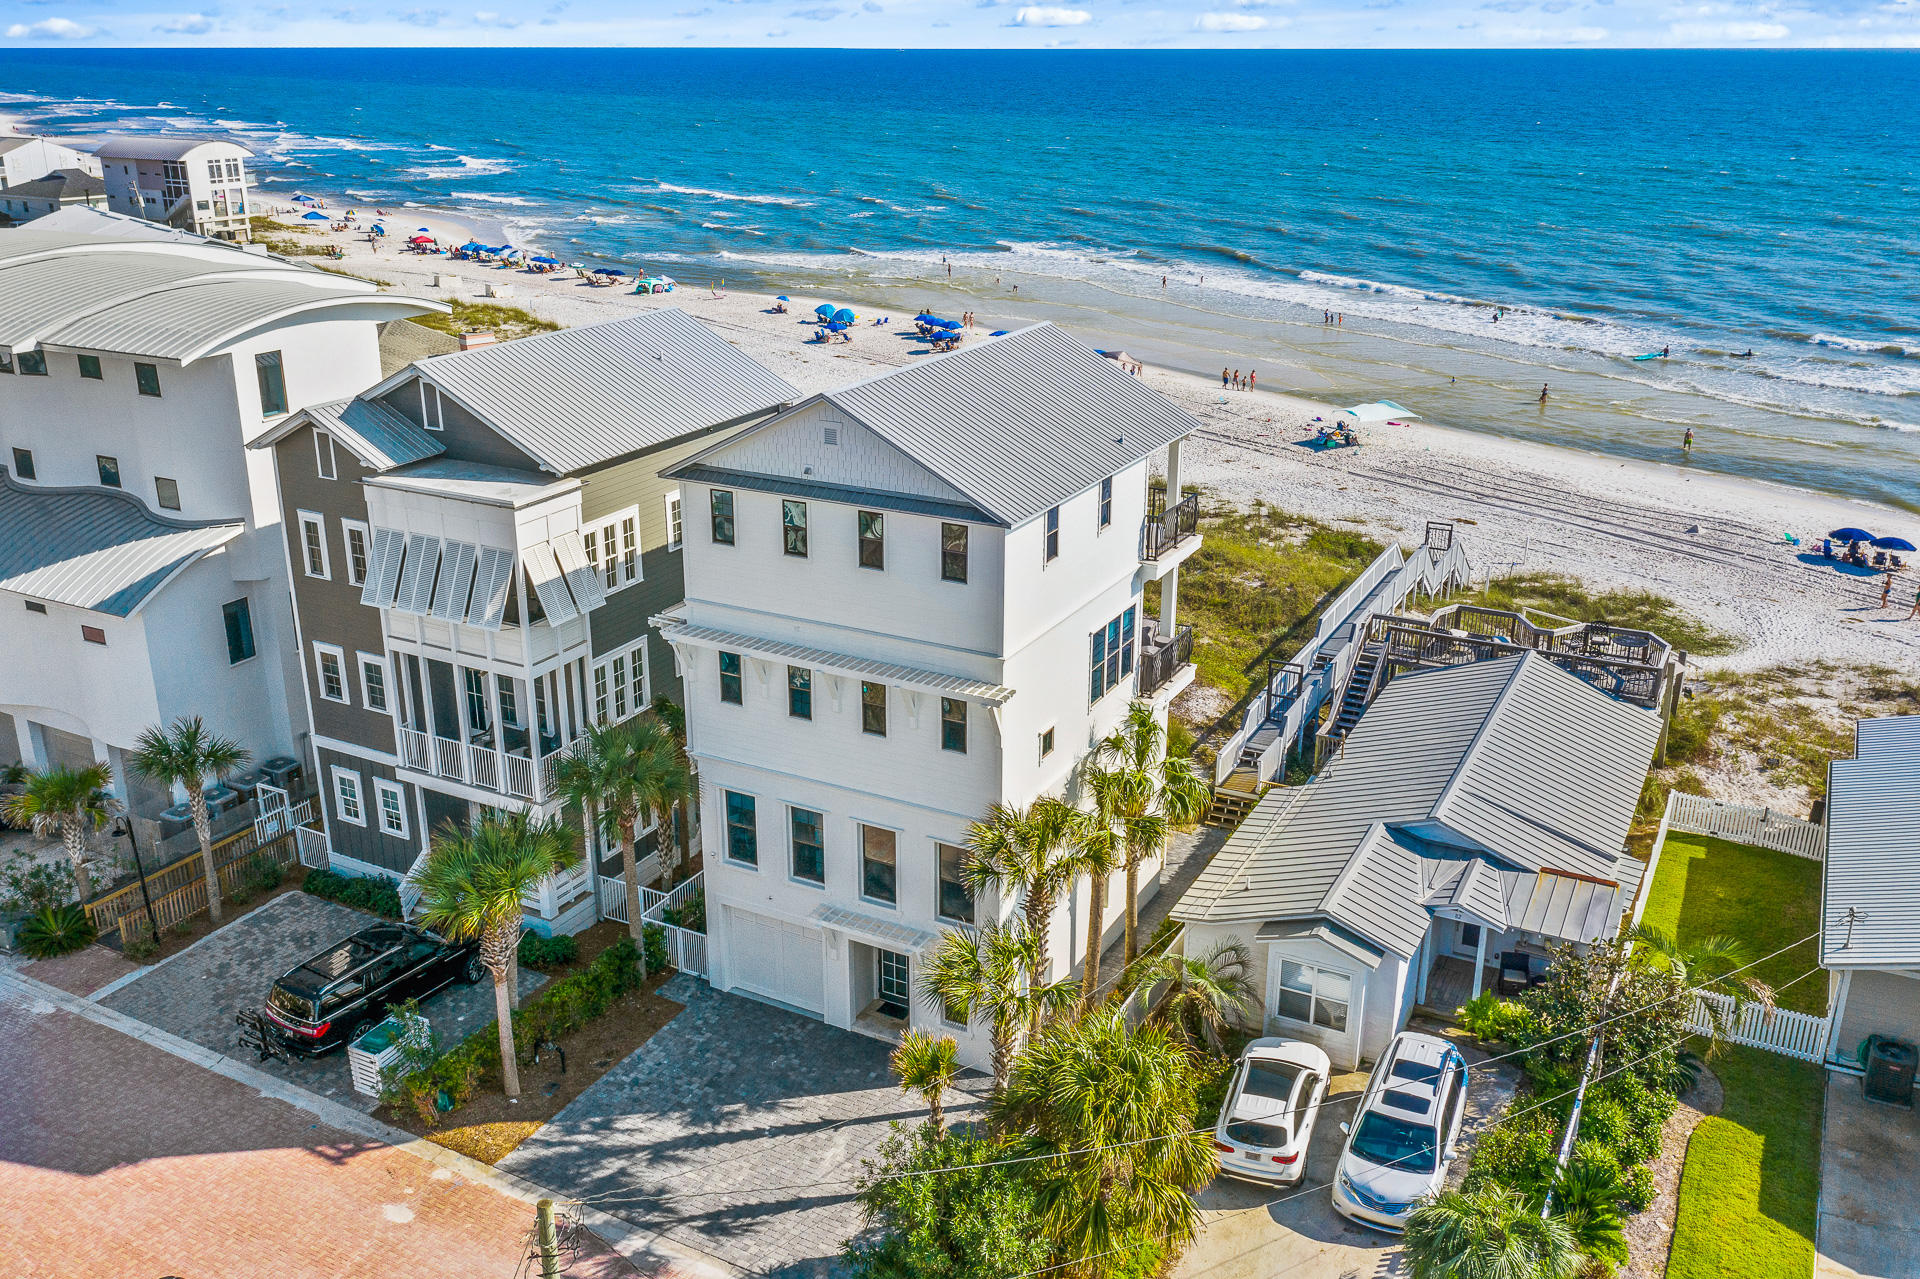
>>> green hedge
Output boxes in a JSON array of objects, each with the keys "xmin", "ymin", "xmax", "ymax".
[
  {"xmin": 517, "ymin": 931, "xmax": 578, "ymax": 970},
  {"xmin": 302, "ymin": 868, "xmax": 403, "ymax": 919}
]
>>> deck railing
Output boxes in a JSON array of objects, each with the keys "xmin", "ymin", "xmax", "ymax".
[
  {"xmin": 1138, "ymin": 624, "xmax": 1195, "ymax": 696},
  {"xmin": 1143, "ymin": 492, "xmax": 1200, "ymax": 562}
]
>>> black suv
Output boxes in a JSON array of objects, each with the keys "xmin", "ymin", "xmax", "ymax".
[{"xmin": 261, "ymin": 923, "xmax": 483, "ymax": 1056}]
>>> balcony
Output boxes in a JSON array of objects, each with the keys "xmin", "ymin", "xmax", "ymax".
[
  {"xmin": 1143, "ymin": 491, "xmax": 1200, "ymax": 564},
  {"xmin": 1138, "ymin": 620, "xmax": 1195, "ymax": 699},
  {"xmin": 397, "ymin": 725, "xmax": 548, "ymax": 802}
]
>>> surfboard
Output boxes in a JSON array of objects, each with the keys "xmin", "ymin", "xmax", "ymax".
[{"xmin": 1632, "ymin": 352, "xmax": 1665, "ymax": 361}]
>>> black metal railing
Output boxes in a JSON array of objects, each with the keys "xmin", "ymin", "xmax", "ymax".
[
  {"xmin": 1143, "ymin": 492, "xmax": 1200, "ymax": 561},
  {"xmin": 1138, "ymin": 623, "xmax": 1195, "ymax": 695}
]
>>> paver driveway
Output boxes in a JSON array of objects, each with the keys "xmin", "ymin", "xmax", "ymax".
[
  {"xmin": 503, "ymin": 974, "xmax": 990, "ymax": 1277},
  {"xmin": 97, "ymin": 890, "xmax": 544, "ymax": 1110}
]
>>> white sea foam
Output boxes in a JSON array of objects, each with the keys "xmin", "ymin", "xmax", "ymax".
[
  {"xmin": 451, "ymin": 191, "xmax": 535, "ymax": 206},
  {"xmin": 653, "ymin": 182, "xmax": 811, "ymax": 208},
  {"xmin": 1813, "ymin": 333, "xmax": 1914, "ymax": 357},
  {"xmin": 407, "ymin": 155, "xmax": 517, "ymax": 179}
]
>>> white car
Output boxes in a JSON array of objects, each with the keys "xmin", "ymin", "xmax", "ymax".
[
  {"xmin": 1331, "ymin": 1030, "xmax": 1470, "ymax": 1231},
  {"xmin": 1211, "ymin": 1038, "xmax": 1331, "ymax": 1184}
]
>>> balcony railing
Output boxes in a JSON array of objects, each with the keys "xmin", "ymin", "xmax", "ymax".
[
  {"xmin": 1138, "ymin": 623, "xmax": 1195, "ymax": 696},
  {"xmin": 1143, "ymin": 491, "xmax": 1200, "ymax": 562},
  {"xmin": 398, "ymin": 724, "xmax": 546, "ymax": 802}
]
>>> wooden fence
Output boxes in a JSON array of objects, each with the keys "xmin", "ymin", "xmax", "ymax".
[
  {"xmin": 1686, "ymin": 988, "xmax": 1833, "ymax": 1063},
  {"xmin": 1666, "ymin": 792, "xmax": 1826, "ymax": 861},
  {"xmin": 85, "ymin": 810, "xmax": 319, "ymax": 945}
]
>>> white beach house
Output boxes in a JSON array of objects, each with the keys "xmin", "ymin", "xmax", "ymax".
[
  {"xmin": 93, "ymin": 136, "xmax": 255, "ymax": 242},
  {"xmin": 655, "ymin": 322, "xmax": 1203, "ymax": 1065}
]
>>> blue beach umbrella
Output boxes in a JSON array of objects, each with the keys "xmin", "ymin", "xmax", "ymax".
[
  {"xmin": 291, "ymin": 193, "xmax": 317, "ymax": 204},
  {"xmin": 1831, "ymin": 527, "xmax": 1876, "ymax": 543},
  {"xmin": 416, "ymin": 226, "xmax": 431, "ymax": 233},
  {"xmin": 935, "ymin": 318, "xmax": 962, "ymax": 330},
  {"xmin": 815, "ymin": 303, "xmax": 837, "ymax": 318},
  {"xmin": 989, "ymin": 330, "xmax": 1010, "ymax": 336},
  {"xmin": 776, "ymin": 295, "xmax": 790, "ymax": 301},
  {"xmin": 827, "ymin": 321, "xmax": 850, "ymax": 332},
  {"xmin": 600, "ymin": 268, "xmax": 626, "ymax": 276},
  {"xmin": 531, "ymin": 255, "xmax": 561, "ymax": 264},
  {"xmin": 833, "ymin": 307, "xmax": 857, "ymax": 323},
  {"xmin": 1871, "ymin": 536, "xmax": 1917, "ymax": 552},
  {"xmin": 301, "ymin": 210, "xmax": 329, "ymax": 220},
  {"xmin": 914, "ymin": 313, "xmax": 939, "ymax": 323}
]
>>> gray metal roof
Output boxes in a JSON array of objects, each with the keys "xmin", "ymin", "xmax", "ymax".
[
  {"xmin": 400, "ymin": 309, "xmax": 798, "ymax": 475},
  {"xmin": 92, "ymin": 136, "xmax": 254, "ymax": 161},
  {"xmin": 1822, "ymin": 737, "xmax": 1920, "ymax": 968},
  {"xmin": 1857, "ymin": 714, "xmax": 1920, "ymax": 760},
  {"xmin": 22, "ymin": 205, "xmax": 215, "ymax": 243},
  {"xmin": 296, "ymin": 397, "xmax": 444, "ymax": 472},
  {"xmin": 46, "ymin": 277, "xmax": 397, "ymax": 363},
  {"xmin": 786, "ymin": 323, "xmax": 1200, "ymax": 526},
  {"xmin": 6, "ymin": 169, "xmax": 104, "ymax": 200},
  {"xmin": 0, "ymin": 468, "xmax": 241, "ymax": 616},
  {"xmin": 1176, "ymin": 653, "xmax": 1659, "ymax": 957}
]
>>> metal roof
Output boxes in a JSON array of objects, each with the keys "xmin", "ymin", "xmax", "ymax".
[
  {"xmin": 398, "ymin": 309, "xmax": 798, "ymax": 475},
  {"xmin": 0, "ymin": 468, "xmax": 241, "ymax": 616},
  {"xmin": 6, "ymin": 169, "xmax": 104, "ymax": 200},
  {"xmin": 92, "ymin": 136, "xmax": 255, "ymax": 161},
  {"xmin": 1856, "ymin": 714, "xmax": 1920, "ymax": 760},
  {"xmin": 698, "ymin": 323, "xmax": 1200, "ymax": 527},
  {"xmin": 1822, "ymin": 739, "xmax": 1920, "ymax": 968},
  {"xmin": 811, "ymin": 903, "xmax": 938, "ymax": 951},
  {"xmin": 46, "ymin": 277, "xmax": 402, "ymax": 363},
  {"xmin": 269, "ymin": 397, "xmax": 445, "ymax": 472}
]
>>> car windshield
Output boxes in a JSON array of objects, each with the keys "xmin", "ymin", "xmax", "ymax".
[
  {"xmin": 1349, "ymin": 1112, "xmax": 1439, "ymax": 1174},
  {"xmin": 1225, "ymin": 1119, "xmax": 1291, "ymax": 1149},
  {"xmin": 267, "ymin": 985, "xmax": 316, "ymax": 1022}
]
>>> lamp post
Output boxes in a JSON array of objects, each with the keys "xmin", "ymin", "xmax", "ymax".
[{"xmin": 115, "ymin": 815, "xmax": 163, "ymax": 948}]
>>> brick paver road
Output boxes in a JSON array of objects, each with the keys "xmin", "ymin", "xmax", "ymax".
[{"xmin": 0, "ymin": 992, "xmax": 634, "ymax": 1279}]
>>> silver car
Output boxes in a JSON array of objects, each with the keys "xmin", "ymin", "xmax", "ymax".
[{"xmin": 1211, "ymin": 1037, "xmax": 1332, "ymax": 1185}]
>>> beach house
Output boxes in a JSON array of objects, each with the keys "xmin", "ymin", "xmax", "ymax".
[
  {"xmin": 0, "ymin": 135, "xmax": 100, "ymax": 190},
  {"xmin": 655, "ymin": 322, "xmax": 1203, "ymax": 1065},
  {"xmin": 93, "ymin": 136, "xmax": 255, "ymax": 242},
  {"xmin": 251, "ymin": 310, "xmax": 797, "ymax": 930},
  {"xmin": 0, "ymin": 225, "xmax": 442, "ymax": 823},
  {"xmin": 1175, "ymin": 651, "xmax": 1662, "ymax": 1068}
]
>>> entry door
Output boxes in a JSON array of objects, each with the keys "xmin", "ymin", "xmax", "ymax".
[
  {"xmin": 1450, "ymin": 920, "xmax": 1483, "ymax": 959},
  {"xmin": 725, "ymin": 907, "xmax": 826, "ymax": 1015}
]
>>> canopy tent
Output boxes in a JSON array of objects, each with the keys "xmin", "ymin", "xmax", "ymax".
[
  {"xmin": 1343, "ymin": 400, "xmax": 1421, "ymax": 423},
  {"xmin": 291, "ymin": 194, "xmax": 318, "ymax": 204},
  {"xmin": 408, "ymin": 235, "xmax": 434, "ymax": 244},
  {"xmin": 1831, "ymin": 527, "xmax": 1877, "ymax": 543},
  {"xmin": 1871, "ymin": 536, "xmax": 1917, "ymax": 552},
  {"xmin": 300, "ymin": 210, "xmax": 330, "ymax": 221}
]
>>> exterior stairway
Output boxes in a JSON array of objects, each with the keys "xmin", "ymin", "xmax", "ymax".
[
  {"xmin": 1206, "ymin": 767, "xmax": 1265, "ymax": 827},
  {"xmin": 1322, "ymin": 648, "xmax": 1384, "ymax": 745}
]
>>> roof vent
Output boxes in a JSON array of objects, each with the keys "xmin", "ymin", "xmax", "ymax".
[{"xmin": 824, "ymin": 427, "xmax": 839, "ymax": 446}]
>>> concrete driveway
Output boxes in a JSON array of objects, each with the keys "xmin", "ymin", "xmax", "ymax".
[{"xmin": 1818, "ymin": 1071, "xmax": 1920, "ymax": 1278}]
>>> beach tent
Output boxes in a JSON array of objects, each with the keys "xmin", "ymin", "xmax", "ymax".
[
  {"xmin": 833, "ymin": 307, "xmax": 857, "ymax": 323},
  {"xmin": 301, "ymin": 210, "xmax": 330, "ymax": 221},
  {"xmin": 1343, "ymin": 400, "xmax": 1421, "ymax": 423},
  {"xmin": 409, "ymin": 235, "xmax": 434, "ymax": 244},
  {"xmin": 815, "ymin": 304, "xmax": 838, "ymax": 318},
  {"xmin": 291, "ymin": 194, "xmax": 318, "ymax": 204}
]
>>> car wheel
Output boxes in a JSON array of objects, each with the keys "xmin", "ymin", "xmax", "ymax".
[{"xmin": 461, "ymin": 953, "xmax": 486, "ymax": 985}]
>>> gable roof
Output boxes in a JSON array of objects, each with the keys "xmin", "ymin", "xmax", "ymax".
[
  {"xmin": 1822, "ymin": 720, "xmax": 1920, "ymax": 968},
  {"xmin": 387, "ymin": 309, "xmax": 798, "ymax": 475},
  {"xmin": 251, "ymin": 396, "xmax": 446, "ymax": 472},
  {"xmin": 670, "ymin": 323, "xmax": 1202, "ymax": 527},
  {"xmin": 1176, "ymin": 653, "xmax": 1661, "ymax": 957},
  {"xmin": 6, "ymin": 169, "xmax": 104, "ymax": 201}
]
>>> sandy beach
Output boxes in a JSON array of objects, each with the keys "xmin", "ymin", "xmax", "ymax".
[{"xmin": 268, "ymin": 205, "xmax": 1920, "ymax": 675}]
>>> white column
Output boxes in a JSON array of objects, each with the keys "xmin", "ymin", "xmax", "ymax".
[
  {"xmin": 1165, "ymin": 437, "xmax": 1183, "ymax": 503},
  {"xmin": 1415, "ymin": 931, "xmax": 1431, "ymax": 1005},
  {"xmin": 1470, "ymin": 925, "xmax": 1488, "ymax": 1000},
  {"xmin": 1162, "ymin": 567, "xmax": 1180, "ymax": 631}
]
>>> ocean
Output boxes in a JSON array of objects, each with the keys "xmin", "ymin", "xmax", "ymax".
[{"xmin": 3, "ymin": 48, "xmax": 1917, "ymax": 512}]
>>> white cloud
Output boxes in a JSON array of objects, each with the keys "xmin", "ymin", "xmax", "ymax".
[
  {"xmin": 473, "ymin": 8, "xmax": 521, "ymax": 24},
  {"xmin": 153, "ymin": 12, "xmax": 214, "ymax": 32},
  {"xmin": 1196, "ymin": 10, "xmax": 1266, "ymax": 27},
  {"xmin": 5, "ymin": 16, "xmax": 98, "ymax": 36},
  {"xmin": 1669, "ymin": 17, "xmax": 1789, "ymax": 36},
  {"xmin": 1011, "ymin": 5, "xmax": 1090, "ymax": 23},
  {"xmin": 393, "ymin": 7, "xmax": 448, "ymax": 23}
]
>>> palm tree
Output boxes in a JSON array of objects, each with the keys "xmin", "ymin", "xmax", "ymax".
[
  {"xmin": 920, "ymin": 921, "xmax": 1070, "ymax": 1092},
  {"xmin": 891, "ymin": 1029, "xmax": 961, "ymax": 1136},
  {"xmin": 1088, "ymin": 702, "xmax": 1213, "ymax": 967},
  {"xmin": 961, "ymin": 797, "xmax": 1083, "ymax": 1010},
  {"xmin": 130, "ymin": 717, "xmax": 250, "ymax": 926},
  {"xmin": 414, "ymin": 812, "xmax": 576, "ymax": 1099},
  {"xmin": 628, "ymin": 715, "xmax": 695, "ymax": 886},
  {"xmin": 990, "ymin": 1007, "xmax": 1215, "ymax": 1275},
  {"xmin": 1119, "ymin": 938, "xmax": 1255, "ymax": 1053},
  {"xmin": 2, "ymin": 764, "xmax": 116, "ymax": 904},
  {"xmin": 1403, "ymin": 1184, "xmax": 1582, "ymax": 1279},
  {"xmin": 1070, "ymin": 773, "xmax": 1126, "ymax": 1006},
  {"xmin": 553, "ymin": 716, "xmax": 687, "ymax": 966},
  {"xmin": 1548, "ymin": 1151, "xmax": 1629, "ymax": 1268},
  {"xmin": 1627, "ymin": 923, "xmax": 1775, "ymax": 1049}
]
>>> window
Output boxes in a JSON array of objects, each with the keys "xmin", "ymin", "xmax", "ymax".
[
  {"xmin": 876, "ymin": 949, "xmax": 911, "ymax": 1018},
  {"xmin": 17, "ymin": 350, "xmax": 47, "ymax": 376},
  {"xmin": 298, "ymin": 512, "xmax": 329, "ymax": 579},
  {"xmin": 314, "ymin": 430, "xmax": 336, "ymax": 481},
  {"xmin": 134, "ymin": 362, "xmax": 161, "ymax": 397},
  {"xmin": 782, "ymin": 500, "xmax": 808, "ymax": 557},
  {"xmin": 718, "ymin": 651, "xmax": 743, "ymax": 705},
  {"xmin": 96, "ymin": 456, "xmax": 121, "ymax": 488},
  {"xmin": 790, "ymin": 806, "xmax": 825, "ymax": 885},
  {"xmin": 332, "ymin": 767, "xmax": 365, "ymax": 826},
  {"xmin": 161, "ymin": 160, "xmax": 189, "ymax": 202},
  {"xmin": 497, "ymin": 673, "xmax": 521, "ymax": 728},
  {"xmin": 463, "ymin": 668, "xmax": 490, "ymax": 733},
  {"xmin": 359, "ymin": 653, "xmax": 390, "ymax": 713},
  {"xmin": 1044, "ymin": 506, "xmax": 1060, "ymax": 562},
  {"xmin": 584, "ymin": 508, "xmax": 640, "ymax": 590},
  {"xmin": 154, "ymin": 477, "xmax": 181, "ymax": 511},
  {"xmin": 710, "ymin": 489, "xmax": 735, "ymax": 545},
  {"xmin": 857, "ymin": 510, "xmax": 884, "ymax": 570},
  {"xmin": 24, "ymin": 601, "xmax": 46, "ymax": 615},
  {"xmin": 315, "ymin": 644, "xmax": 347, "ymax": 703},
  {"xmin": 222, "ymin": 598, "xmax": 255, "ymax": 665},
  {"xmin": 374, "ymin": 779, "xmax": 408, "ymax": 838},
  {"xmin": 937, "ymin": 843, "xmax": 975, "ymax": 923},
  {"xmin": 861, "ymin": 681, "xmax": 887, "ymax": 736},
  {"xmin": 1274, "ymin": 959, "xmax": 1352, "ymax": 1032},
  {"xmin": 10, "ymin": 448, "xmax": 33, "ymax": 481},
  {"xmin": 0, "ymin": 350, "xmax": 10, "ymax": 373},
  {"xmin": 76, "ymin": 353, "xmax": 102, "ymax": 380},
  {"xmin": 342, "ymin": 520, "xmax": 370, "ymax": 587},
  {"xmin": 1088, "ymin": 606, "xmax": 1138, "ymax": 703},
  {"xmin": 1099, "ymin": 475, "xmax": 1113, "ymax": 529},
  {"xmin": 787, "ymin": 666, "xmax": 812, "ymax": 719},
  {"xmin": 255, "ymin": 350, "xmax": 287, "ymax": 416},
  {"xmin": 940, "ymin": 522, "xmax": 968, "ymax": 583},
  {"xmin": 81, "ymin": 624, "xmax": 106, "ymax": 646},
  {"xmin": 665, "ymin": 491, "xmax": 683, "ymax": 551},
  {"xmin": 1039, "ymin": 727, "xmax": 1056, "ymax": 761},
  {"xmin": 941, "ymin": 698, "xmax": 967, "ymax": 753},
  {"xmin": 725, "ymin": 791, "xmax": 758, "ymax": 866},
  {"xmin": 861, "ymin": 825, "xmax": 897, "ymax": 905}
]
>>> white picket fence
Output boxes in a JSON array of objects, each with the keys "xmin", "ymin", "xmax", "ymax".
[
  {"xmin": 1686, "ymin": 988, "xmax": 1832, "ymax": 1063},
  {"xmin": 1666, "ymin": 792, "xmax": 1826, "ymax": 862}
]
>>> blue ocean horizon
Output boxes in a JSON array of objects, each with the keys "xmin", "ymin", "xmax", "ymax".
[{"xmin": 4, "ymin": 48, "xmax": 1917, "ymax": 510}]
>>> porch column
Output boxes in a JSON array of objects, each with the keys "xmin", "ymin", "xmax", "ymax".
[
  {"xmin": 1160, "ymin": 438, "xmax": 1184, "ymax": 630},
  {"xmin": 1470, "ymin": 926, "xmax": 1488, "ymax": 1000},
  {"xmin": 1415, "ymin": 932, "xmax": 1431, "ymax": 1006},
  {"xmin": 484, "ymin": 670, "xmax": 507, "ymax": 788}
]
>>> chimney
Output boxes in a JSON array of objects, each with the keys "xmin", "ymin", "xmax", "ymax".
[{"xmin": 458, "ymin": 329, "xmax": 497, "ymax": 351}]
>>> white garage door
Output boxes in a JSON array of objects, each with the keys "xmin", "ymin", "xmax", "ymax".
[{"xmin": 725, "ymin": 908, "xmax": 825, "ymax": 1015}]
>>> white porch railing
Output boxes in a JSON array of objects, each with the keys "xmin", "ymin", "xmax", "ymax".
[
  {"xmin": 398, "ymin": 725, "xmax": 547, "ymax": 805},
  {"xmin": 433, "ymin": 735, "xmax": 465, "ymax": 783},
  {"xmin": 397, "ymin": 726, "xmax": 432, "ymax": 772},
  {"xmin": 1686, "ymin": 989, "xmax": 1832, "ymax": 1063},
  {"xmin": 1666, "ymin": 792, "xmax": 1826, "ymax": 861},
  {"xmin": 398, "ymin": 846, "xmax": 431, "ymax": 921},
  {"xmin": 503, "ymin": 753, "xmax": 536, "ymax": 800},
  {"xmin": 521, "ymin": 860, "xmax": 591, "ymax": 916},
  {"xmin": 466, "ymin": 743, "xmax": 499, "ymax": 791}
]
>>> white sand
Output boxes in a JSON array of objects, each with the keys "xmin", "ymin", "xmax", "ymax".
[{"xmin": 268, "ymin": 208, "xmax": 1920, "ymax": 674}]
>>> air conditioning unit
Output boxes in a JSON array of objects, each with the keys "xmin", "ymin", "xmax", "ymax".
[{"xmin": 1864, "ymin": 1035, "xmax": 1916, "ymax": 1107}]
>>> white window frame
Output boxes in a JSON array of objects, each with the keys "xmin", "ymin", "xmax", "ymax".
[
  {"xmin": 590, "ymin": 643, "xmax": 649, "ymax": 725},
  {"xmin": 314, "ymin": 642, "xmax": 349, "ymax": 704},
  {"xmin": 1269, "ymin": 955, "xmax": 1355, "ymax": 1036},
  {"xmin": 373, "ymin": 778, "xmax": 408, "ymax": 839},
  {"xmin": 298, "ymin": 510, "xmax": 330, "ymax": 580},
  {"xmin": 314, "ymin": 430, "xmax": 337, "ymax": 481},
  {"xmin": 341, "ymin": 518, "xmax": 370, "ymax": 588},
  {"xmin": 664, "ymin": 491, "xmax": 683, "ymax": 552},
  {"xmin": 357, "ymin": 652, "xmax": 391, "ymax": 714},
  {"xmin": 582, "ymin": 504, "xmax": 642, "ymax": 592},
  {"xmin": 331, "ymin": 766, "xmax": 365, "ymax": 826}
]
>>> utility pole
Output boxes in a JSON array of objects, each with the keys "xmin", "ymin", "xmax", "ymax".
[{"xmin": 535, "ymin": 1198, "xmax": 560, "ymax": 1279}]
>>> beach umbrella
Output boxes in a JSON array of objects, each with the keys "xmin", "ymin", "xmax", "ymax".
[
  {"xmin": 833, "ymin": 307, "xmax": 857, "ymax": 323},
  {"xmin": 776, "ymin": 295, "xmax": 790, "ymax": 301},
  {"xmin": 1831, "ymin": 527, "xmax": 1876, "ymax": 543},
  {"xmin": 531, "ymin": 254, "xmax": 561, "ymax": 264},
  {"xmin": 599, "ymin": 268, "xmax": 626, "ymax": 276},
  {"xmin": 989, "ymin": 330, "xmax": 1010, "ymax": 336},
  {"xmin": 827, "ymin": 321, "xmax": 850, "ymax": 332},
  {"xmin": 301, "ymin": 210, "xmax": 329, "ymax": 220},
  {"xmin": 1871, "ymin": 536, "xmax": 1917, "ymax": 552},
  {"xmin": 936, "ymin": 318, "xmax": 963, "ymax": 330},
  {"xmin": 1344, "ymin": 400, "xmax": 1422, "ymax": 423},
  {"xmin": 914, "ymin": 313, "xmax": 940, "ymax": 323},
  {"xmin": 416, "ymin": 226, "xmax": 431, "ymax": 233},
  {"xmin": 815, "ymin": 303, "xmax": 837, "ymax": 318}
]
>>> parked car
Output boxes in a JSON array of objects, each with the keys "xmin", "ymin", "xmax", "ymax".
[
  {"xmin": 1211, "ymin": 1038, "xmax": 1331, "ymax": 1185},
  {"xmin": 261, "ymin": 923, "xmax": 482, "ymax": 1056},
  {"xmin": 1331, "ymin": 1030, "xmax": 1469, "ymax": 1231}
]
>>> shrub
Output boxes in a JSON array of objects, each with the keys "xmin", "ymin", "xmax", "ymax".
[
  {"xmin": 661, "ymin": 890, "xmax": 706, "ymax": 934},
  {"xmin": 123, "ymin": 932, "xmax": 160, "ymax": 962},
  {"xmin": 244, "ymin": 853, "xmax": 284, "ymax": 894},
  {"xmin": 1463, "ymin": 1107, "xmax": 1562, "ymax": 1203},
  {"xmin": 516, "ymin": 931, "xmax": 578, "ymax": 970},
  {"xmin": 643, "ymin": 921, "xmax": 668, "ymax": 974},
  {"xmin": 0, "ymin": 850, "xmax": 77, "ymax": 914},
  {"xmin": 511, "ymin": 936, "xmax": 644, "ymax": 1054},
  {"xmin": 302, "ymin": 868, "xmax": 403, "ymax": 919},
  {"xmin": 1457, "ymin": 993, "xmax": 1541, "ymax": 1044},
  {"xmin": 16, "ymin": 903, "xmax": 97, "ymax": 958},
  {"xmin": 847, "ymin": 1128, "xmax": 1057, "ymax": 1279}
]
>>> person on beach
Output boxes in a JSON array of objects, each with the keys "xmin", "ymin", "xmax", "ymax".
[
  {"xmin": 1910, "ymin": 586, "xmax": 1920, "ymax": 620},
  {"xmin": 1249, "ymin": 369, "xmax": 1257, "ymax": 391},
  {"xmin": 1683, "ymin": 428, "xmax": 1694, "ymax": 453},
  {"xmin": 1883, "ymin": 573, "xmax": 1894, "ymax": 609},
  {"xmin": 1222, "ymin": 368, "xmax": 1230, "ymax": 388}
]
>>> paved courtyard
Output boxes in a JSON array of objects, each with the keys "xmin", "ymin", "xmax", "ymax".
[
  {"xmin": 1818, "ymin": 1070, "xmax": 1920, "ymax": 1278},
  {"xmin": 504, "ymin": 974, "xmax": 991, "ymax": 1277},
  {"xmin": 96, "ymin": 890, "xmax": 544, "ymax": 1110}
]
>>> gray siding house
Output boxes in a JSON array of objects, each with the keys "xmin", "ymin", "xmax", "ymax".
[{"xmin": 256, "ymin": 309, "xmax": 797, "ymax": 930}]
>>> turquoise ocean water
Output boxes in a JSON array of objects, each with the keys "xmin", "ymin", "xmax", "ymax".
[{"xmin": 2, "ymin": 49, "xmax": 1916, "ymax": 511}]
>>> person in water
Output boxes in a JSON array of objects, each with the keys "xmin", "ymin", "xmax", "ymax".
[
  {"xmin": 1683, "ymin": 428, "xmax": 1694, "ymax": 453},
  {"xmin": 1663, "ymin": 346, "xmax": 1670, "ymax": 358},
  {"xmin": 1539, "ymin": 384, "xmax": 1550, "ymax": 403}
]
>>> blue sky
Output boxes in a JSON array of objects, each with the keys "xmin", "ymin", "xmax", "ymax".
[{"xmin": 2, "ymin": 0, "xmax": 1915, "ymax": 46}]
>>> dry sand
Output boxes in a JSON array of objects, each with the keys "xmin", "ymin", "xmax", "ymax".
[{"xmin": 269, "ymin": 206, "xmax": 1920, "ymax": 675}]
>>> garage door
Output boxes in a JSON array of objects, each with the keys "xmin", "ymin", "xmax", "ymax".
[{"xmin": 725, "ymin": 908, "xmax": 825, "ymax": 1015}]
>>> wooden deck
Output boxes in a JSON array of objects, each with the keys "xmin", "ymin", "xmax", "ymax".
[{"xmin": 1420, "ymin": 955, "xmax": 1502, "ymax": 1013}]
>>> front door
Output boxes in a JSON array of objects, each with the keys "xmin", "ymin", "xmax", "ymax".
[
  {"xmin": 1450, "ymin": 920, "xmax": 1483, "ymax": 960},
  {"xmin": 875, "ymin": 948, "xmax": 910, "ymax": 1020}
]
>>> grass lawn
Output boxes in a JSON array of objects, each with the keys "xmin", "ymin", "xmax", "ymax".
[
  {"xmin": 1666, "ymin": 1045, "xmax": 1825, "ymax": 1279},
  {"xmin": 1639, "ymin": 833, "xmax": 1826, "ymax": 1015}
]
